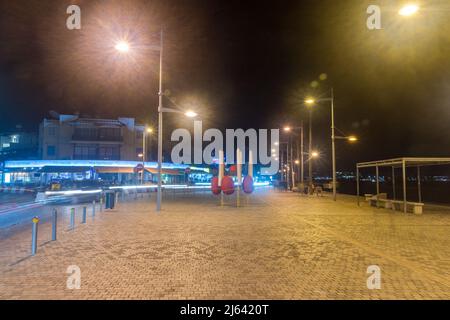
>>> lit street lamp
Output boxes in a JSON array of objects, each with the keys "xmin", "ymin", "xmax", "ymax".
[
  {"xmin": 305, "ymin": 89, "xmax": 357, "ymax": 201},
  {"xmin": 399, "ymin": 4, "xmax": 419, "ymax": 16},
  {"xmin": 115, "ymin": 31, "xmax": 197, "ymax": 212},
  {"xmin": 283, "ymin": 125, "xmax": 305, "ymax": 189},
  {"xmin": 140, "ymin": 127, "xmax": 154, "ymax": 185}
]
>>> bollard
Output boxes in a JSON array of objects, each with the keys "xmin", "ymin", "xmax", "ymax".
[
  {"xmin": 82, "ymin": 206, "xmax": 87, "ymax": 224},
  {"xmin": 92, "ymin": 200, "xmax": 96, "ymax": 217},
  {"xmin": 100, "ymin": 195, "xmax": 104, "ymax": 212},
  {"xmin": 70, "ymin": 208, "xmax": 75, "ymax": 230},
  {"xmin": 115, "ymin": 192, "xmax": 119, "ymax": 205},
  {"xmin": 52, "ymin": 209, "xmax": 57, "ymax": 241},
  {"xmin": 31, "ymin": 216, "xmax": 39, "ymax": 256}
]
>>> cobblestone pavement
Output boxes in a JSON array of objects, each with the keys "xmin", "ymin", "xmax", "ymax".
[{"xmin": 1, "ymin": 189, "xmax": 449, "ymax": 300}]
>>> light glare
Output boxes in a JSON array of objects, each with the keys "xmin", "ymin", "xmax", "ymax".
[
  {"xmin": 185, "ymin": 111, "xmax": 198, "ymax": 118},
  {"xmin": 399, "ymin": 4, "xmax": 419, "ymax": 16},
  {"xmin": 115, "ymin": 41, "xmax": 130, "ymax": 53}
]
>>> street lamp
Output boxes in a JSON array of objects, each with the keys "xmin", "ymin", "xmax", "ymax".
[
  {"xmin": 185, "ymin": 111, "xmax": 198, "ymax": 118},
  {"xmin": 304, "ymin": 99, "xmax": 316, "ymax": 189},
  {"xmin": 304, "ymin": 90, "xmax": 358, "ymax": 201},
  {"xmin": 399, "ymin": 4, "xmax": 419, "ymax": 16},
  {"xmin": 140, "ymin": 126, "xmax": 154, "ymax": 185},
  {"xmin": 115, "ymin": 30, "xmax": 197, "ymax": 212},
  {"xmin": 304, "ymin": 89, "xmax": 337, "ymax": 200},
  {"xmin": 115, "ymin": 41, "xmax": 130, "ymax": 53},
  {"xmin": 283, "ymin": 125, "xmax": 305, "ymax": 188}
]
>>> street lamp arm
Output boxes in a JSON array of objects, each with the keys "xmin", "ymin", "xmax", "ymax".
[{"xmin": 159, "ymin": 107, "xmax": 184, "ymax": 114}]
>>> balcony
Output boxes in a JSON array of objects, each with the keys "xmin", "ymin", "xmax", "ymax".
[{"xmin": 72, "ymin": 134, "xmax": 124, "ymax": 143}]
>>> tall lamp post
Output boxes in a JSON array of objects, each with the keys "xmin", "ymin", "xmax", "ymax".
[
  {"xmin": 305, "ymin": 89, "xmax": 357, "ymax": 201},
  {"xmin": 115, "ymin": 30, "xmax": 197, "ymax": 212},
  {"xmin": 283, "ymin": 125, "xmax": 304, "ymax": 188},
  {"xmin": 141, "ymin": 127, "xmax": 153, "ymax": 184}
]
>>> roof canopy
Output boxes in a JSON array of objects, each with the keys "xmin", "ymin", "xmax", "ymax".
[{"xmin": 357, "ymin": 157, "xmax": 450, "ymax": 169}]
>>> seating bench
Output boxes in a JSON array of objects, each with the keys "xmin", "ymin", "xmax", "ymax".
[{"xmin": 391, "ymin": 200, "xmax": 424, "ymax": 214}]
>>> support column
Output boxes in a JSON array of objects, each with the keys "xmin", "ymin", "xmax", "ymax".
[
  {"xmin": 417, "ymin": 166, "xmax": 422, "ymax": 203},
  {"xmin": 392, "ymin": 166, "xmax": 396, "ymax": 200},
  {"xmin": 375, "ymin": 166, "xmax": 380, "ymax": 195},
  {"xmin": 356, "ymin": 166, "xmax": 360, "ymax": 206},
  {"xmin": 402, "ymin": 160, "xmax": 407, "ymax": 213}
]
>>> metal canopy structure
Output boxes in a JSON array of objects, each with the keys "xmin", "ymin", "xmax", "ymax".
[{"xmin": 356, "ymin": 157, "xmax": 450, "ymax": 213}]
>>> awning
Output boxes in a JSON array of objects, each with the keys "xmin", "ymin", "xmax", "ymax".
[
  {"xmin": 38, "ymin": 166, "xmax": 92, "ymax": 173},
  {"xmin": 95, "ymin": 167, "xmax": 134, "ymax": 174},
  {"xmin": 95, "ymin": 167, "xmax": 184, "ymax": 175}
]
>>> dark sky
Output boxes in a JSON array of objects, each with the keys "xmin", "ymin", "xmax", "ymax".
[{"xmin": 0, "ymin": 0, "xmax": 449, "ymax": 173}]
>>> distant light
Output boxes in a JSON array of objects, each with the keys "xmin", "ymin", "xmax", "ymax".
[
  {"xmin": 295, "ymin": 160, "xmax": 300, "ymax": 165},
  {"xmin": 274, "ymin": 142, "xmax": 279, "ymax": 146},
  {"xmin": 284, "ymin": 127, "xmax": 291, "ymax": 132},
  {"xmin": 311, "ymin": 151, "xmax": 319, "ymax": 158},
  {"xmin": 399, "ymin": 4, "xmax": 419, "ymax": 16},
  {"xmin": 147, "ymin": 128, "xmax": 154, "ymax": 134},
  {"xmin": 138, "ymin": 153, "xmax": 143, "ymax": 158},
  {"xmin": 185, "ymin": 111, "xmax": 198, "ymax": 118},
  {"xmin": 115, "ymin": 41, "xmax": 130, "ymax": 53},
  {"xmin": 348, "ymin": 136, "xmax": 358, "ymax": 142}
]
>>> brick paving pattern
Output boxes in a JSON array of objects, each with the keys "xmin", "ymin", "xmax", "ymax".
[{"xmin": 0, "ymin": 189, "xmax": 449, "ymax": 299}]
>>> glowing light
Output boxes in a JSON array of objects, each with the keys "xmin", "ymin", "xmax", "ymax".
[
  {"xmin": 45, "ymin": 189, "xmax": 103, "ymax": 196},
  {"xmin": 185, "ymin": 111, "xmax": 198, "ymax": 118},
  {"xmin": 348, "ymin": 136, "xmax": 358, "ymax": 142},
  {"xmin": 311, "ymin": 151, "xmax": 319, "ymax": 158},
  {"xmin": 147, "ymin": 128, "xmax": 154, "ymax": 134},
  {"xmin": 399, "ymin": 4, "xmax": 419, "ymax": 16},
  {"xmin": 305, "ymin": 98, "xmax": 316, "ymax": 105},
  {"xmin": 295, "ymin": 160, "xmax": 300, "ymax": 165},
  {"xmin": 115, "ymin": 41, "xmax": 130, "ymax": 53},
  {"xmin": 284, "ymin": 127, "xmax": 291, "ymax": 132}
]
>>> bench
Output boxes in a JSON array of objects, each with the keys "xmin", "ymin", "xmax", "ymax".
[
  {"xmin": 391, "ymin": 200, "xmax": 424, "ymax": 215},
  {"xmin": 369, "ymin": 197, "xmax": 392, "ymax": 209}
]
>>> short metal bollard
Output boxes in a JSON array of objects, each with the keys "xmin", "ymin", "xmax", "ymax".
[
  {"xmin": 70, "ymin": 208, "xmax": 75, "ymax": 230},
  {"xmin": 52, "ymin": 209, "xmax": 57, "ymax": 241},
  {"xmin": 82, "ymin": 206, "xmax": 87, "ymax": 224},
  {"xmin": 31, "ymin": 216, "xmax": 39, "ymax": 256},
  {"xmin": 100, "ymin": 195, "xmax": 104, "ymax": 212},
  {"xmin": 92, "ymin": 200, "xmax": 96, "ymax": 217}
]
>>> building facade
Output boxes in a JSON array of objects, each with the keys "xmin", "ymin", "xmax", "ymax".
[
  {"xmin": 0, "ymin": 131, "xmax": 38, "ymax": 161},
  {"xmin": 39, "ymin": 115, "xmax": 146, "ymax": 161}
]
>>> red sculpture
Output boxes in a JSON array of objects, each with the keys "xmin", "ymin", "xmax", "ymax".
[
  {"xmin": 211, "ymin": 177, "xmax": 221, "ymax": 195},
  {"xmin": 221, "ymin": 176, "xmax": 235, "ymax": 195},
  {"xmin": 242, "ymin": 176, "xmax": 254, "ymax": 194}
]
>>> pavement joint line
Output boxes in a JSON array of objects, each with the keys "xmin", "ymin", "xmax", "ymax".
[{"xmin": 258, "ymin": 196, "xmax": 450, "ymax": 289}]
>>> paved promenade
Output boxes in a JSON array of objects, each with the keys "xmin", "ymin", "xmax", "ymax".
[{"xmin": 1, "ymin": 189, "xmax": 449, "ymax": 299}]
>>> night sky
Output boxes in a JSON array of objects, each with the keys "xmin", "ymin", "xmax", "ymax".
[{"xmin": 0, "ymin": 0, "xmax": 449, "ymax": 173}]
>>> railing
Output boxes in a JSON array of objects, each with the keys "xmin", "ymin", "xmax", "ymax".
[{"xmin": 71, "ymin": 134, "xmax": 123, "ymax": 142}]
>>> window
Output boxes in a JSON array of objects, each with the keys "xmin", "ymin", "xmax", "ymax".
[
  {"xmin": 98, "ymin": 145, "xmax": 120, "ymax": 160},
  {"xmin": 11, "ymin": 135, "xmax": 19, "ymax": 143},
  {"xmin": 74, "ymin": 144, "xmax": 97, "ymax": 160},
  {"xmin": 47, "ymin": 145, "xmax": 56, "ymax": 156},
  {"xmin": 74, "ymin": 128, "xmax": 97, "ymax": 140}
]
